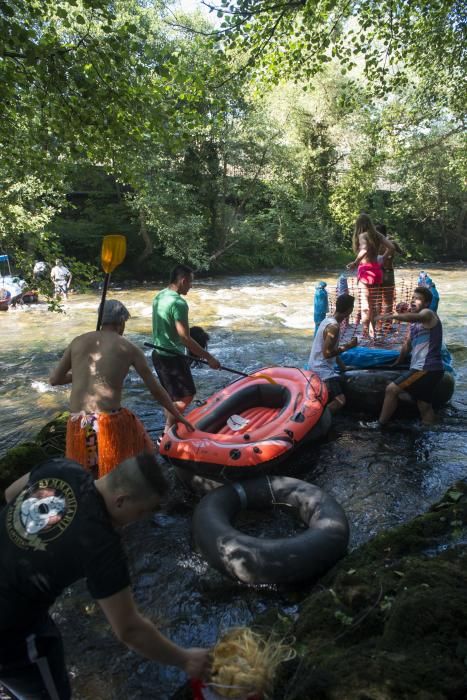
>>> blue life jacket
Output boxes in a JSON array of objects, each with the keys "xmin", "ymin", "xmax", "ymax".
[
  {"xmin": 337, "ymin": 274, "xmax": 349, "ymax": 296},
  {"xmin": 429, "ymin": 285, "xmax": 440, "ymax": 312},
  {"xmin": 314, "ymin": 283, "xmax": 329, "ymax": 328}
]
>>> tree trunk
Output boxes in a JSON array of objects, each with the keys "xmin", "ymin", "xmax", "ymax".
[{"xmin": 137, "ymin": 209, "xmax": 153, "ymax": 264}]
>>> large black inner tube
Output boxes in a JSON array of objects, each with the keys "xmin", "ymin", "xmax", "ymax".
[
  {"xmin": 342, "ymin": 368, "xmax": 455, "ymax": 413},
  {"xmin": 195, "ymin": 383, "xmax": 291, "ymax": 433},
  {"xmin": 193, "ymin": 476, "xmax": 349, "ymax": 585}
]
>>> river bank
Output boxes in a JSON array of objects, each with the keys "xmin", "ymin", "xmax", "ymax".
[
  {"xmin": 1, "ymin": 267, "xmax": 466, "ymax": 698},
  {"xmin": 1, "ymin": 418, "xmax": 466, "ymax": 700}
]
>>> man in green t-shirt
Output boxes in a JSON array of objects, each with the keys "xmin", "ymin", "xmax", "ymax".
[{"xmin": 152, "ymin": 264, "xmax": 220, "ymax": 433}]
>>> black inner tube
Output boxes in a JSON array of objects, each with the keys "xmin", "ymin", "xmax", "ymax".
[{"xmin": 193, "ymin": 475, "xmax": 349, "ymax": 585}]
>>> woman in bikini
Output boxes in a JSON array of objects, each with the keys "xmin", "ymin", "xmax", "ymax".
[{"xmin": 347, "ymin": 213, "xmax": 395, "ymax": 338}]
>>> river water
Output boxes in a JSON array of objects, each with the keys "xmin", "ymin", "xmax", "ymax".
[{"xmin": 1, "ymin": 266, "xmax": 466, "ymax": 699}]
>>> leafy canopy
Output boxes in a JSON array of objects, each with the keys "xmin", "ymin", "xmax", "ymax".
[{"xmin": 212, "ymin": 0, "xmax": 466, "ymax": 110}]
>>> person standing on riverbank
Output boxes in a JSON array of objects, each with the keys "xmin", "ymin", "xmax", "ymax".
[
  {"xmin": 33, "ymin": 260, "xmax": 48, "ymax": 282},
  {"xmin": 0, "ymin": 453, "xmax": 212, "ymax": 698},
  {"xmin": 362, "ymin": 286, "xmax": 444, "ymax": 427},
  {"xmin": 50, "ymin": 258, "xmax": 72, "ymax": 300},
  {"xmin": 152, "ymin": 264, "xmax": 221, "ymax": 435},
  {"xmin": 308, "ymin": 294, "xmax": 358, "ymax": 414},
  {"xmin": 49, "ymin": 299, "xmax": 194, "ymax": 477}
]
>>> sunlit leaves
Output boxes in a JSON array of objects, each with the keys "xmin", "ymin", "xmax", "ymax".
[{"xmin": 210, "ymin": 0, "xmax": 466, "ymax": 110}]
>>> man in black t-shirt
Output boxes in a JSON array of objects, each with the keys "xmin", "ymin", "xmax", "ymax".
[{"xmin": 0, "ymin": 453, "xmax": 211, "ymax": 699}]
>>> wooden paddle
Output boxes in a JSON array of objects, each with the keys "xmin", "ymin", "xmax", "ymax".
[
  {"xmin": 144, "ymin": 342, "xmax": 277, "ymax": 384},
  {"xmin": 96, "ymin": 235, "xmax": 127, "ymax": 331}
]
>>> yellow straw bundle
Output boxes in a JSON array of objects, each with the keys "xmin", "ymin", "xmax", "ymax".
[{"xmin": 209, "ymin": 627, "xmax": 295, "ymax": 699}]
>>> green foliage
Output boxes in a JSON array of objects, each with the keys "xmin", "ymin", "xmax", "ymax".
[
  {"xmin": 214, "ymin": 0, "xmax": 466, "ymax": 111},
  {"xmin": 0, "ymin": 0, "xmax": 464, "ymax": 285}
]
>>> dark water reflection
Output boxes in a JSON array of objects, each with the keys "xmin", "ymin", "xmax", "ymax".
[{"xmin": 1, "ymin": 266, "xmax": 466, "ymax": 699}]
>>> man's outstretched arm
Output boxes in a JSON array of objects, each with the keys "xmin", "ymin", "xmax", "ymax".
[
  {"xmin": 175, "ymin": 319, "xmax": 221, "ymax": 370},
  {"xmin": 377, "ymin": 308, "xmax": 437, "ymax": 328},
  {"xmin": 98, "ymin": 587, "xmax": 211, "ymax": 678}
]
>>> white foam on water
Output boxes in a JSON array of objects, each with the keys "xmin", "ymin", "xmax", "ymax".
[
  {"xmin": 278, "ymin": 312, "xmax": 312, "ymax": 329},
  {"xmin": 133, "ymin": 306, "xmax": 152, "ymax": 317},
  {"xmin": 215, "ymin": 303, "xmax": 271, "ymax": 319},
  {"xmin": 66, "ymin": 301, "xmax": 99, "ymax": 309},
  {"xmin": 216, "ymin": 316, "xmax": 235, "ymax": 327},
  {"xmin": 31, "ymin": 381, "xmax": 52, "ymax": 393}
]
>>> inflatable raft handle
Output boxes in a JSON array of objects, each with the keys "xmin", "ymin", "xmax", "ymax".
[{"xmin": 144, "ymin": 342, "xmax": 277, "ymax": 384}]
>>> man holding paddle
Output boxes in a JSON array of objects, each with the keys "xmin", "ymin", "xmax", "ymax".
[
  {"xmin": 152, "ymin": 264, "xmax": 221, "ymax": 435},
  {"xmin": 50, "ymin": 300, "xmax": 195, "ymax": 478}
]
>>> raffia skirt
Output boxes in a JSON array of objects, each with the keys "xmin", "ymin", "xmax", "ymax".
[{"xmin": 66, "ymin": 407, "xmax": 154, "ymax": 478}]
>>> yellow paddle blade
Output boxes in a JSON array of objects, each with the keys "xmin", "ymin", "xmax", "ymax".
[
  {"xmin": 101, "ymin": 235, "xmax": 127, "ymax": 274},
  {"xmin": 255, "ymin": 373, "xmax": 277, "ymax": 385}
]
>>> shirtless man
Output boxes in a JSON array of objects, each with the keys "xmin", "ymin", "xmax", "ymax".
[
  {"xmin": 308, "ymin": 294, "xmax": 358, "ymax": 414},
  {"xmin": 50, "ymin": 299, "xmax": 194, "ymax": 477}
]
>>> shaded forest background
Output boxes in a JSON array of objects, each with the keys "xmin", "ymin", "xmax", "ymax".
[{"xmin": 1, "ymin": 0, "xmax": 465, "ymax": 286}]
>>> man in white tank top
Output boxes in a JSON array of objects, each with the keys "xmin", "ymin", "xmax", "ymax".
[{"xmin": 308, "ymin": 294, "xmax": 358, "ymax": 413}]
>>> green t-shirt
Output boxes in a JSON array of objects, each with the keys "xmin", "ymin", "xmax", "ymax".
[{"xmin": 152, "ymin": 288, "xmax": 189, "ymax": 357}]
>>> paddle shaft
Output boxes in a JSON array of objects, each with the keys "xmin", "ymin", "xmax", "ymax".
[
  {"xmin": 144, "ymin": 342, "xmax": 249, "ymax": 378},
  {"xmin": 96, "ymin": 272, "xmax": 111, "ymax": 331}
]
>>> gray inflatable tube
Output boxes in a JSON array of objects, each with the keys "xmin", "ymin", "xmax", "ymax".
[{"xmin": 193, "ymin": 476, "xmax": 349, "ymax": 585}]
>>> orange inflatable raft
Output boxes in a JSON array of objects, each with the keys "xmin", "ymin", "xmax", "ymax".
[{"xmin": 159, "ymin": 367, "xmax": 331, "ymax": 478}]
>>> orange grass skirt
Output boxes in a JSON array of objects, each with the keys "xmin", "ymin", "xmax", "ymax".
[{"xmin": 66, "ymin": 408, "xmax": 154, "ymax": 477}]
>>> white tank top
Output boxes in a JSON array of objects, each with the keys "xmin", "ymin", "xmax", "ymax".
[{"xmin": 308, "ymin": 317, "xmax": 340, "ymax": 380}]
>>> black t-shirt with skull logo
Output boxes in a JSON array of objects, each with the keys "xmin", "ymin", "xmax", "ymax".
[{"xmin": 0, "ymin": 458, "xmax": 130, "ymax": 637}]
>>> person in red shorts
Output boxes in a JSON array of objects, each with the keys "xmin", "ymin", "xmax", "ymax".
[{"xmin": 347, "ymin": 213, "xmax": 395, "ymax": 339}]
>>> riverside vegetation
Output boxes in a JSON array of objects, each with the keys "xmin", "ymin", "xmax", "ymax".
[{"xmin": 2, "ymin": 0, "xmax": 465, "ymax": 289}]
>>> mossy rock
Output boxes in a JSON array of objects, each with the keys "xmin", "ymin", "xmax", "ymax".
[
  {"xmin": 273, "ymin": 482, "xmax": 467, "ymax": 700},
  {"xmin": 0, "ymin": 413, "xmax": 69, "ymax": 504},
  {"xmin": 0, "ymin": 442, "xmax": 48, "ymax": 501},
  {"xmin": 35, "ymin": 411, "xmax": 69, "ymax": 455}
]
